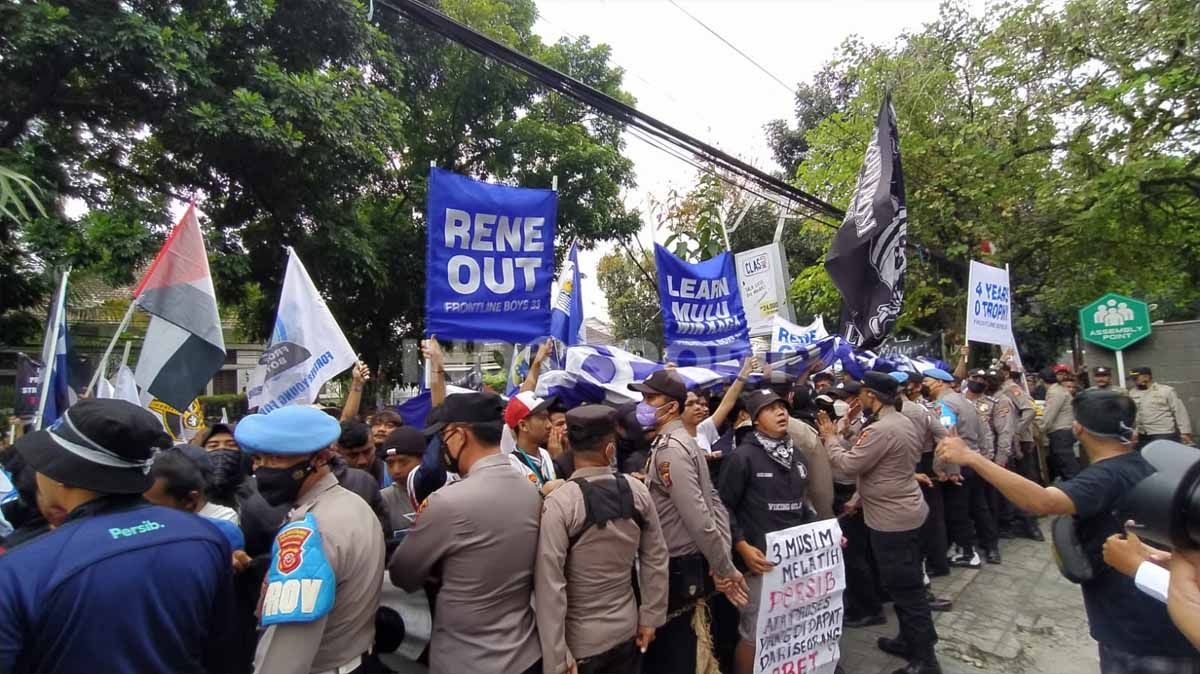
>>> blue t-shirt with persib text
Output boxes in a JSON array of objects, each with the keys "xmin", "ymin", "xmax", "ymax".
[
  {"xmin": 1059, "ymin": 452, "xmax": 1197, "ymax": 657},
  {"xmin": 0, "ymin": 500, "xmax": 235, "ymax": 674}
]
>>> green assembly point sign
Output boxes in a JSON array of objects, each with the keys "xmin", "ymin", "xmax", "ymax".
[{"xmin": 1079, "ymin": 293, "xmax": 1152, "ymax": 351}]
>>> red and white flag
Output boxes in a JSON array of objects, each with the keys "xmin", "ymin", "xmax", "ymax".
[{"xmin": 133, "ymin": 204, "xmax": 226, "ymax": 410}]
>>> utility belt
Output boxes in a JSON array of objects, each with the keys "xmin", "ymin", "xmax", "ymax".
[{"xmin": 667, "ymin": 553, "xmax": 713, "ymax": 615}]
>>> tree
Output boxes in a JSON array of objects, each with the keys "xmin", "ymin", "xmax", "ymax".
[
  {"xmin": 596, "ymin": 248, "xmax": 663, "ymax": 354},
  {"xmin": 0, "ymin": 0, "xmax": 642, "ymax": 391},
  {"xmin": 785, "ymin": 0, "xmax": 1200, "ymax": 364}
]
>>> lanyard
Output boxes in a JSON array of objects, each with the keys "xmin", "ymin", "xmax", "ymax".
[{"xmin": 515, "ymin": 449, "xmax": 549, "ymax": 486}]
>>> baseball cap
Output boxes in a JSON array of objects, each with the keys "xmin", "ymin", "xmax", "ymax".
[
  {"xmin": 15, "ymin": 398, "xmax": 171, "ymax": 494},
  {"xmin": 1053, "ymin": 364, "xmax": 1072, "ymax": 374},
  {"xmin": 504, "ymin": 391, "xmax": 556, "ymax": 430},
  {"xmin": 381, "ymin": 427, "xmax": 426, "ymax": 458},
  {"xmin": 969, "ymin": 368, "xmax": 988, "ymax": 379},
  {"xmin": 628, "ymin": 369, "xmax": 687, "ymax": 402},
  {"xmin": 923, "ymin": 368, "xmax": 955, "ymax": 383},
  {"xmin": 1131, "ymin": 366, "xmax": 1152, "ymax": 376},
  {"xmin": 744, "ymin": 389, "xmax": 785, "ymax": 420},
  {"xmin": 234, "ymin": 406, "xmax": 341, "ymax": 456},
  {"xmin": 421, "ymin": 392, "xmax": 505, "ymax": 436},
  {"xmin": 1094, "ymin": 366, "xmax": 1111, "ymax": 375}
]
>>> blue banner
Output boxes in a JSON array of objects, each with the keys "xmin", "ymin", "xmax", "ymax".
[
  {"xmin": 654, "ymin": 244, "xmax": 751, "ymax": 367},
  {"xmin": 549, "ymin": 243, "xmax": 584, "ymax": 347},
  {"xmin": 425, "ymin": 168, "xmax": 557, "ymax": 343}
]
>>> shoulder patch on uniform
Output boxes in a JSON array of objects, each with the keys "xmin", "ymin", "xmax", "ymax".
[
  {"xmin": 996, "ymin": 404, "xmax": 1010, "ymax": 416},
  {"xmin": 854, "ymin": 429, "xmax": 872, "ymax": 447},
  {"xmin": 262, "ymin": 513, "xmax": 336, "ymax": 626},
  {"xmin": 275, "ymin": 525, "xmax": 313, "ymax": 575},
  {"xmin": 658, "ymin": 461, "xmax": 672, "ymax": 488}
]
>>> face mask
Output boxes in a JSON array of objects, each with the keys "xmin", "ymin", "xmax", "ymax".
[
  {"xmin": 438, "ymin": 430, "xmax": 463, "ymax": 475},
  {"xmin": 832, "ymin": 400, "xmax": 850, "ymax": 418},
  {"xmin": 1136, "ymin": 383, "xmax": 1149, "ymax": 390},
  {"xmin": 920, "ymin": 384, "xmax": 933, "ymax": 399},
  {"xmin": 966, "ymin": 381, "xmax": 987, "ymax": 394},
  {"xmin": 635, "ymin": 401, "xmax": 664, "ymax": 429},
  {"xmin": 208, "ymin": 449, "xmax": 247, "ymax": 492},
  {"xmin": 255, "ymin": 458, "xmax": 315, "ymax": 507}
]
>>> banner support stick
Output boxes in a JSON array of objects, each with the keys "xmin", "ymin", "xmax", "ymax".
[
  {"xmin": 84, "ymin": 301, "xmax": 136, "ymax": 397},
  {"xmin": 551, "ymin": 175, "xmax": 558, "ymax": 192},
  {"xmin": 36, "ymin": 269, "xmax": 71, "ymax": 429}
]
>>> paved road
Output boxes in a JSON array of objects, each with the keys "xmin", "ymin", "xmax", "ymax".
[{"xmin": 839, "ymin": 520, "xmax": 1100, "ymax": 674}]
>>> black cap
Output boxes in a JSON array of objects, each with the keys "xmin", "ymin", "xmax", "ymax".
[
  {"xmin": 421, "ymin": 392, "xmax": 504, "ymax": 436},
  {"xmin": 171, "ymin": 443, "xmax": 214, "ymax": 474},
  {"xmin": 862, "ymin": 371, "xmax": 900, "ymax": 397},
  {"xmin": 1132, "ymin": 367, "xmax": 1152, "ymax": 376},
  {"xmin": 1072, "ymin": 389, "xmax": 1136, "ymax": 440},
  {"xmin": 566, "ymin": 405, "xmax": 618, "ymax": 451},
  {"xmin": 832, "ymin": 380, "xmax": 862, "ymax": 398},
  {"xmin": 744, "ymin": 389, "xmax": 785, "ymax": 420},
  {"xmin": 1094, "ymin": 367, "xmax": 1111, "ymax": 375},
  {"xmin": 15, "ymin": 399, "xmax": 171, "ymax": 494},
  {"xmin": 382, "ymin": 427, "xmax": 426, "ymax": 457},
  {"xmin": 628, "ymin": 370, "xmax": 687, "ymax": 402},
  {"xmin": 969, "ymin": 368, "xmax": 988, "ymax": 379}
]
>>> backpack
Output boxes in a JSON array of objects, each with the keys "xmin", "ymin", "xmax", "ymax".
[{"xmin": 568, "ymin": 475, "xmax": 646, "ymax": 547}]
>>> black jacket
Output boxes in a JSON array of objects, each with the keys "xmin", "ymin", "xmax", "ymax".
[{"xmin": 717, "ymin": 432, "xmax": 814, "ymax": 556}]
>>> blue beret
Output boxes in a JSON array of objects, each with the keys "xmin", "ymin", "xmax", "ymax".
[
  {"xmin": 234, "ymin": 406, "xmax": 341, "ymax": 455},
  {"xmin": 923, "ymin": 368, "xmax": 955, "ymax": 383},
  {"xmin": 888, "ymin": 371, "xmax": 910, "ymax": 384}
]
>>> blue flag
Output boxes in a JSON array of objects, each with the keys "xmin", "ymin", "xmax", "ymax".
[
  {"xmin": 654, "ymin": 244, "xmax": 751, "ymax": 367},
  {"xmin": 549, "ymin": 243, "xmax": 584, "ymax": 347},
  {"xmin": 425, "ymin": 168, "xmax": 557, "ymax": 343},
  {"xmin": 37, "ymin": 272, "xmax": 72, "ymax": 429}
]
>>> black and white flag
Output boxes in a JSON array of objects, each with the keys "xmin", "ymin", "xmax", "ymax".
[{"xmin": 824, "ymin": 94, "xmax": 907, "ymax": 350}]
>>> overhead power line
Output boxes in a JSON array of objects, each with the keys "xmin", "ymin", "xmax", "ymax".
[
  {"xmin": 374, "ymin": 0, "xmax": 846, "ymax": 226},
  {"xmin": 666, "ymin": 0, "xmax": 797, "ymax": 98}
]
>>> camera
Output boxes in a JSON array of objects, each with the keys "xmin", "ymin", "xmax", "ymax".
[{"xmin": 1124, "ymin": 440, "xmax": 1200, "ymax": 550}]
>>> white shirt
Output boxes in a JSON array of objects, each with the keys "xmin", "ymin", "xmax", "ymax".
[
  {"xmin": 198, "ymin": 501, "xmax": 239, "ymax": 524},
  {"xmin": 694, "ymin": 418, "xmax": 721, "ymax": 453},
  {"xmin": 508, "ymin": 447, "xmax": 557, "ymax": 487}
]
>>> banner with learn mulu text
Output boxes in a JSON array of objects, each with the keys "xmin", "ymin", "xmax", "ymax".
[
  {"xmin": 425, "ymin": 168, "xmax": 557, "ymax": 343},
  {"xmin": 655, "ymin": 244, "xmax": 751, "ymax": 367}
]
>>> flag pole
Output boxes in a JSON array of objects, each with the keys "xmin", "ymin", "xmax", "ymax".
[
  {"xmin": 35, "ymin": 270, "xmax": 70, "ymax": 430},
  {"xmin": 84, "ymin": 301, "xmax": 137, "ymax": 397}
]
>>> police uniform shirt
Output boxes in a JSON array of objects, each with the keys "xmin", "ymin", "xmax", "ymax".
[
  {"xmin": 1130, "ymin": 383, "xmax": 1192, "ymax": 436},
  {"xmin": 1003, "ymin": 382, "xmax": 1036, "ymax": 443},
  {"xmin": 380, "ymin": 482, "xmax": 415, "ymax": 536},
  {"xmin": 718, "ymin": 432, "xmax": 812, "ymax": 554},
  {"xmin": 971, "ymin": 395, "xmax": 997, "ymax": 461},
  {"xmin": 535, "ymin": 467, "xmax": 670, "ymax": 672},
  {"xmin": 898, "ymin": 399, "xmax": 955, "ymax": 476},
  {"xmin": 1040, "ymin": 383, "xmax": 1075, "ymax": 433},
  {"xmin": 254, "ymin": 473, "xmax": 386, "ymax": 674},
  {"xmin": 789, "ymin": 417, "xmax": 835, "ymax": 519},
  {"xmin": 991, "ymin": 394, "xmax": 1018, "ymax": 466},
  {"xmin": 388, "ymin": 453, "xmax": 541, "ymax": 674},
  {"xmin": 645, "ymin": 419, "xmax": 737, "ymax": 575},
  {"xmin": 0, "ymin": 500, "xmax": 235, "ymax": 674},
  {"xmin": 940, "ymin": 391, "xmax": 983, "ymax": 453},
  {"xmin": 823, "ymin": 411, "xmax": 928, "ymax": 532}
]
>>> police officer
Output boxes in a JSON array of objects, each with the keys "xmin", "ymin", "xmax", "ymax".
[
  {"xmin": 536, "ymin": 405, "xmax": 670, "ymax": 674},
  {"xmin": 235, "ymin": 406, "xmax": 385, "ymax": 674},
  {"xmin": 818, "ymin": 372, "xmax": 941, "ymax": 674},
  {"xmin": 1089, "ymin": 366, "xmax": 1114, "ymax": 392},
  {"xmin": 389, "ymin": 392, "xmax": 541, "ymax": 674},
  {"xmin": 632, "ymin": 369, "xmax": 748, "ymax": 674},
  {"xmin": 997, "ymin": 364, "xmax": 1043, "ymax": 541},
  {"xmin": 0, "ymin": 399, "xmax": 235, "ymax": 674},
  {"xmin": 1129, "ymin": 367, "xmax": 1193, "ymax": 447},
  {"xmin": 984, "ymin": 369, "xmax": 1017, "ymax": 558},
  {"xmin": 1039, "ymin": 366, "xmax": 1080, "ymax": 480},
  {"xmin": 891, "ymin": 371, "xmax": 952, "ymax": 581},
  {"xmin": 923, "ymin": 368, "xmax": 993, "ymax": 569},
  {"xmin": 719, "ymin": 389, "xmax": 817, "ymax": 674}
]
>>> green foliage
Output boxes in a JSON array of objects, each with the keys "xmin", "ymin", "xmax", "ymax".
[
  {"xmin": 596, "ymin": 248, "xmax": 663, "ymax": 352},
  {"xmin": 787, "ymin": 0, "xmax": 1200, "ymax": 363},
  {"xmin": 0, "ymin": 0, "xmax": 642, "ymax": 395},
  {"xmin": 482, "ymin": 372, "xmax": 508, "ymax": 393},
  {"xmin": 655, "ymin": 173, "xmax": 728, "ymax": 262},
  {"xmin": 197, "ymin": 393, "xmax": 249, "ymax": 422}
]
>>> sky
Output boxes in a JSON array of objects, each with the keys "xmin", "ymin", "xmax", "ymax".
[{"xmin": 532, "ymin": 0, "xmax": 984, "ymax": 323}]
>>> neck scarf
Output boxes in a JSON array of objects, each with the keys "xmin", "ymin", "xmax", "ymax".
[{"xmin": 755, "ymin": 432, "xmax": 794, "ymax": 469}]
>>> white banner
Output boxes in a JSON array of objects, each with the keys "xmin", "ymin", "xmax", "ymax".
[
  {"xmin": 736, "ymin": 243, "xmax": 795, "ymax": 336},
  {"xmin": 754, "ymin": 519, "xmax": 845, "ymax": 674},
  {"xmin": 965, "ymin": 260, "xmax": 1014, "ymax": 346},
  {"xmin": 248, "ymin": 248, "xmax": 357, "ymax": 413},
  {"xmin": 769, "ymin": 315, "xmax": 829, "ymax": 354}
]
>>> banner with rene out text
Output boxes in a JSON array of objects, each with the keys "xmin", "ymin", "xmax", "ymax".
[
  {"xmin": 655, "ymin": 244, "xmax": 751, "ymax": 367},
  {"xmin": 425, "ymin": 168, "xmax": 557, "ymax": 343}
]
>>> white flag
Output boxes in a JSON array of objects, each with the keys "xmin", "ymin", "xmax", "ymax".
[
  {"xmin": 248, "ymin": 248, "xmax": 356, "ymax": 413},
  {"xmin": 112, "ymin": 365, "xmax": 142, "ymax": 407}
]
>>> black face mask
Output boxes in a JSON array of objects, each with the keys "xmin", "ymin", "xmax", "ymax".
[
  {"xmin": 435, "ymin": 431, "xmax": 463, "ymax": 475},
  {"xmin": 1136, "ymin": 383, "xmax": 1149, "ymax": 390},
  {"xmin": 920, "ymin": 384, "xmax": 933, "ymax": 399},
  {"xmin": 208, "ymin": 449, "xmax": 247, "ymax": 492},
  {"xmin": 255, "ymin": 459, "xmax": 315, "ymax": 507},
  {"xmin": 966, "ymin": 380, "xmax": 987, "ymax": 394}
]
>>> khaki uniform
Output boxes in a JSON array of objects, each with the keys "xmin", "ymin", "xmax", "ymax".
[
  {"xmin": 535, "ymin": 467, "xmax": 669, "ymax": 674},
  {"xmin": 645, "ymin": 419, "xmax": 736, "ymax": 576},
  {"xmin": 1130, "ymin": 384, "xmax": 1192, "ymax": 437},
  {"xmin": 254, "ymin": 473, "xmax": 386, "ymax": 674},
  {"xmin": 1039, "ymin": 383, "xmax": 1075, "ymax": 433},
  {"xmin": 388, "ymin": 453, "xmax": 541, "ymax": 674},
  {"xmin": 789, "ymin": 417, "xmax": 834, "ymax": 519},
  {"xmin": 970, "ymin": 394, "xmax": 997, "ymax": 462},
  {"xmin": 824, "ymin": 411, "xmax": 927, "ymax": 533},
  {"xmin": 990, "ymin": 394, "xmax": 1016, "ymax": 466},
  {"xmin": 1003, "ymin": 382, "xmax": 1036, "ymax": 444}
]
